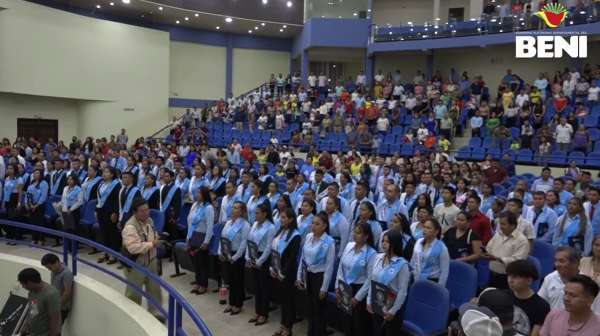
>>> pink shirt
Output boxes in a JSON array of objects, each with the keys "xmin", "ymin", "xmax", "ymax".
[{"xmin": 540, "ymin": 309, "xmax": 600, "ymax": 336}]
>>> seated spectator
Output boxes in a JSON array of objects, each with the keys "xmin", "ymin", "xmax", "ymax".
[
  {"xmin": 424, "ymin": 132, "xmax": 436, "ymax": 150},
  {"xmin": 477, "ymin": 289, "xmax": 523, "ymax": 336},
  {"xmin": 453, "ymin": 303, "xmax": 503, "ymax": 336}
]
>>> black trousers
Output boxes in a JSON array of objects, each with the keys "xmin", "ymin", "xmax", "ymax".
[
  {"xmin": 342, "ymin": 283, "xmax": 371, "ymax": 336},
  {"xmin": 223, "ymin": 256, "xmax": 246, "ymax": 308},
  {"xmin": 488, "ymin": 271, "xmax": 509, "ymax": 290},
  {"xmin": 5, "ymin": 194, "xmax": 22, "ymax": 240},
  {"xmin": 193, "ymin": 247, "xmax": 210, "ymax": 288},
  {"xmin": 306, "ymin": 272, "xmax": 327, "ymax": 336},
  {"xmin": 370, "ymin": 304, "xmax": 405, "ymax": 336},
  {"xmin": 97, "ymin": 210, "xmax": 121, "ymax": 252},
  {"xmin": 29, "ymin": 203, "xmax": 47, "ymax": 242},
  {"xmin": 279, "ymin": 274, "xmax": 296, "ymax": 329},
  {"xmin": 251, "ymin": 254, "xmax": 271, "ymax": 317},
  {"xmin": 61, "ymin": 309, "xmax": 70, "ymax": 325}
]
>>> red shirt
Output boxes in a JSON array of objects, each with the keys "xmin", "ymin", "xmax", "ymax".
[
  {"xmin": 554, "ymin": 98, "xmax": 568, "ymax": 111},
  {"xmin": 242, "ymin": 147, "xmax": 252, "ymax": 159},
  {"xmin": 484, "ymin": 167, "xmax": 507, "ymax": 184},
  {"xmin": 367, "ymin": 106, "xmax": 379, "ymax": 120},
  {"xmin": 345, "ymin": 102, "xmax": 353, "ymax": 114},
  {"xmin": 357, "ymin": 107, "xmax": 366, "ymax": 120},
  {"xmin": 470, "ymin": 211, "xmax": 493, "ymax": 245},
  {"xmin": 341, "ymin": 92, "xmax": 349, "ymax": 101},
  {"xmin": 318, "ymin": 157, "xmax": 333, "ymax": 170}
]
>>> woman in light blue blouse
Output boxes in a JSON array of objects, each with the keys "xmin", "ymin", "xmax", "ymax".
[
  {"xmin": 367, "ymin": 230, "xmax": 410, "ymax": 336},
  {"xmin": 336, "ymin": 222, "xmax": 377, "ymax": 336},
  {"xmin": 410, "ymin": 218, "xmax": 450, "ymax": 286},
  {"xmin": 272, "ymin": 194, "xmax": 293, "ymax": 231},
  {"xmin": 218, "ymin": 201, "xmax": 251, "ymax": 315},
  {"xmin": 552, "ymin": 197, "xmax": 593, "ymax": 256},
  {"xmin": 297, "ymin": 199, "xmax": 317, "ymax": 244},
  {"xmin": 296, "ymin": 211, "xmax": 336, "ymax": 336},
  {"xmin": 325, "ymin": 196, "xmax": 350, "ymax": 258},
  {"xmin": 175, "ymin": 168, "xmax": 191, "ymax": 202},
  {"xmin": 546, "ymin": 190, "xmax": 566, "ymax": 217},
  {"xmin": 61, "ymin": 175, "xmax": 84, "ymax": 239},
  {"xmin": 3, "ymin": 163, "xmax": 24, "ymax": 244},
  {"xmin": 352, "ymin": 201, "xmax": 383, "ymax": 249},
  {"xmin": 188, "ymin": 187, "xmax": 214, "ymax": 295},
  {"xmin": 25, "ymin": 169, "xmax": 48, "ymax": 246},
  {"xmin": 247, "ymin": 180, "xmax": 270, "ymax": 224},
  {"xmin": 246, "ymin": 203, "xmax": 276, "ymax": 326},
  {"xmin": 479, "ymin": 181, "xmax": 497, "ymax": 215}
]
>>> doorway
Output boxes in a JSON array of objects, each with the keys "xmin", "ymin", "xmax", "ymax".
[
  {"xmin": 449, "ymin": 8, "xmax": 465, "ymax": 22},
  {"xmin": 17, "ymin": 118, "xmax": 58, "ymax": 143}
]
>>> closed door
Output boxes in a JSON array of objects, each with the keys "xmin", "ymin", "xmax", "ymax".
[{"xmin": 17, "ymin": 118, "xmax": 58, "ymax": 143}]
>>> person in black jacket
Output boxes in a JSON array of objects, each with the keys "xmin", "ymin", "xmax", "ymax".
[
  {"xmin": 118, "ymin": 172, "xmax": 142, "ymax": 228},
  {"xmin": 141, "ymin": 173, "xmax": 160, "ymax": 210},
  {"xmin": 50, "ymin": 159, "xmax": 68, "ymax": 196},
  {"xmin": 269, "ymin": 208, "xmax": 301, "ymax": 336},
  {"xmin": 160, "ymin": 170, "xmax": 181, "ymax": 240},
  {"xmin": 95, "ymin": 166, "xmax": 122, "ymax": 265}
]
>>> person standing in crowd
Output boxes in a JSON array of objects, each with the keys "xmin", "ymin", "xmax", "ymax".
[
  {"xmin": 246, "ymin": 203, "xmax": 276, "ymax": 326},
  {"xmin": 18, "ymin": 268, "xmax": 62, "ymax": 336},
  {"xmin": 442, "ymin": 211, "xmax": 481, "ymax": 264},
  {"xmin": 297, "ymin": 211, "xmax": 335, "ymax": 336},
  {"xmin": 117, "ymin": 129, "xmax": 129, "ymax": 147},
  {"xmin": 270, "ymin": 208, "xmax": 301, "ymax": 336},
  {"xmin": 3, "ymin": 163, "xmax": 24, "ymax": 243},
  {"xmin": 410, "ymin": 218, "xmax": 450, "ymax": 285},
  {"xmin": 160, "ymin": 170, "xmax": 181, "ymax": 240},
  {"xmin": 433, "ymin": 186, "xmax": 460, "ymax": 234},
  {"xmin": 483, "ymin": 211, "xmax": 529, "ymax": 290},
  {"xmin": 26, "ymin": 169, "xmax": 49, "ymax": 246},
  {"xmin": 118, "ymin": 172, "xmax": 141, "ymax": 228},
  {"xmin": 121, "ymin": 198, "xmax": 166, "ymax": 323},
  {"xmin": 82, "ymin": 165, "xmax": 101, "ymax": 203},
  {"xmin": 188, "ymin": 187, "xmax": 214, "ymax": 295},
  {"xmin": 219, "ymin": 201, "xmax": 251, "ymax": 316},
  {"xmin": 61, "ymin": 175, "xmax": 84, "ymax": 240},
  {"xmin": 552, "ymin": 197, "xmax": 594, "ymax": 256},
  {"xmin": 95, "ymin": 166, "xmax": 122, "ymax": 265},
  {"xmin": 336, "ymin": 222, "xmax": 377, "ymax": 336},
  {"xmin": 41, "ymin": 254, "xmax": 74, "ymax": 325}
]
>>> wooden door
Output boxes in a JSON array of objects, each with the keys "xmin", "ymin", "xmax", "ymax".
[{"xmin": 17, "ymin": 118, "xmax": 58, "ymax": 143}]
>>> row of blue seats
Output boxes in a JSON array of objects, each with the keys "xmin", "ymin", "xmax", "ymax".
[{"xmin": 456, "ymin": 146, "xmax": 600, "ymax": 167}]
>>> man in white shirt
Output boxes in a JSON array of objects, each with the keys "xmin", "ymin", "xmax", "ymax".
[
  {"xmin": 317, "ymin": 72, "xmax": 327, "ymax": 92},
  {"xmin": 554, "ymin": 118, "xmax": 573, "ymax": 153},
  {"xmin": 413, "ymin": 71, "xmax": 424, "ymax": 85},
  {"xmin": 356, "ymin": 71, "xmax": 366, "ymax": 86},
  {"xmin": 307, "ymin": 72, "xmax": 317, "ymax": 88},
  {"xmin": 570, "ymin": 67, "xmax": 580, "ymax": 83},
  {"xmin": 588, "ymin": 81, "xmax": 600, "ymax": 103},
  {"xmin": 374, "ymin": 70, "xmax": 384, "ymax": 84},
  {"xmin": 231, "ymin": 139, "xmax": 242, "ymax": 154},
  {"xmin": 515, "ymin": 90, "xmax": 530, "ymax": 107},
  {"xmin": 177, "ymin": 140, "xmax": 190, "ymax": 158},
  {"xmin": 11, "ymin": 148, "xmax": 26, "ymax": 166},
  {"xmin": 507, "ymin": 198, "xmax": 535, "ymax": 250},
  {"xmin": 278, "ymin": 146, "xmax": 291, "ymax": 162},
  {"xmin": 433, "ymin": 186, "xmax": 460, "ymax": 234},
  {"xmin": 375, "ymin": 165, "xmax": 395, "ymax": 195},
  {"xmin": 531, "ymin": 167, "xmax": 554, "ymax": 194}
]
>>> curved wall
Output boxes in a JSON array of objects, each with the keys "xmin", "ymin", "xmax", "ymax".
[{"xmin": 0, "ymin": 253, "xmax": 166, "ymax": 336}]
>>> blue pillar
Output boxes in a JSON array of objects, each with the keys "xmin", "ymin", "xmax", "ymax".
[
  {"xmin": 426, "ymin": 51, "xmax": 434, "ymax": 79},
  {"xmin": 301, "ymin": 50, "xmax": 308, "ymax": 89},
  {"xmin": 290, "ymin": 57, "xmax": 297, "ymax": 74},
  {"xmin": 365, "ymin": 54, "xmax": 374, "ymax": 82},
  {"xmin": 571, "ymin": 57, "xmax": 582, "ymax": 72},
  {"xmin": 226, "ymin": 34, "xmax": 233, "ymax": 96}
]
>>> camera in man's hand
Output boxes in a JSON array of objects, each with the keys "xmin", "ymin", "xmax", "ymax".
[{"xmin": 157, "ymin": 232, "xmax": 172, "ymax": 248}]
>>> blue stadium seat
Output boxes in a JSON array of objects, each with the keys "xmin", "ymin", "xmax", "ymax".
[
  {"xmin": 456, "ymin": 147, "xmax": 471, "ymax": 160},
  {"xmin": 392, "ymin": 125, "xmax": 403, "ymax": 135},
  {"xmin": 479, "ymin": 127, "xmax": 488, "ymax": 137},
  {"xmin": 471, "ymin": 148, "xmax": 486, "ymax": 160},
  {"xmin": 214, "ymin": 121, "xmax": 223, "ymax": 129},
  {"xmin": 150, "ymin": 209, "xmax": 165, "ymax": 233},
  {"xmin": 328, "ymin": 133, "xmax": 339, "ymax": 142},
  {"xmin": 477, "ymin": 258, "xmax": 490, "ymax": 289},
  {"xmin": 592, "ymin": 106, "xmax": 600, "ymax": 117},
  {"xmin": 482, "ymin": 138, "xmax": 494, "ymax": 149},
  {"xmin": 588, "ymin": 129, "xmax": 600, "ymax": 142},
  {"xmin": 568, "ymin": 152, "xmax": 586, "ymax": 166},
  {"xmin": 586, "ymin": 152, "xmax": 600, "ymax": 167},
  {"xmin": 584, "ymin": 116, "xmax": 599, "ymax": 128},
  {"xmin": 401, "ymin": 145, "xmax": 414, "ymax": 156},
  {"xmin": 445, "ymin": 261, "xmax": 477, "ymax": 309},
  {"xmin": 509, "ymin": 127, "xmax": 520, "ymax": 139},
  {"xmin": 468, "ymin": 138, "xmax": 481, "ymax": 149},
  {"xmin": 487, "ymin": 148, "xmax": 501, "ymax": 160},
  {"xmin": 550, "ymin": 151, "xmax": 567, "ymax": 165},
  {"xmin": 384, "ymin": 135, "xmax": 396, "ymax": 144},
  {"xmin": 403, "ymin": 281, "xmax": 450, "ymax": 336},
  {"xmin": 516, "ymin": 149, "xmax": 533, "ymax": 163},
  {"xmin": 527, "ymin": 256, "xmax": 542, "ymax": 292},
  {"xmin": 493, "ymin": 184, "xmax": 505, "ymax": 194},
  {"xmin": 404, "ymin": 115, "xmax": 413, "ymax": 126},
  {"xmin": 532, "ymin": 240, "xmax": 555, "ymax": 279}
]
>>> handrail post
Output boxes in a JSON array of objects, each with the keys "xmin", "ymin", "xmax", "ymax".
[
  {"xmin": 168, "ymin": 295, "xmax": 175, "ymax": 336},
  {"xmin": 176, "ymin": 302, "xmax": 183, "ymax": 331},
  {"xmin": 71, "ymin": 239, "xmax": 78, "ymax": 276},
  {"xmin": 63, "ymin": 237, "xmax": 69, "ymax": 267}
]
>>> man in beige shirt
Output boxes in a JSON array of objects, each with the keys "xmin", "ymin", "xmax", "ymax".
[
  {"xmin": 121, "ymin": 198, "xmax": 166, "ymax": 323},
  {"xmin": 482, "ymin": 210, "xmax": 530, "ymax": 290}
]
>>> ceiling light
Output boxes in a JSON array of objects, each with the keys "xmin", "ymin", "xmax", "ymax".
[
  {"xmin": 122, "ymin": 0, "xmax": 129, "ymax": 3},
  {"xmin": 255, "ymin": 27, "xmax": 258, "ymax": 29},
  {"xmin": 287, "ymin": 1, "xmax": 292, "ymax": 6},
  {"xmin": 225, "ymin": 17, "xmax": 232, "ymax": 22},
  {"xmin": 158, "ymin": 6, "xmax": 162, "ymax": 10},
  {"xmin": 185, "ymin": 17, "xmax": 189, "ymax": 20},
  {"xmin": 353, "ymin": 13, "xmax": 357, "ymax": 16},
  {"xmin": 368, "ymin": 9, "xmax": 371, "ymax": 11},
  {"xmin": 407, "ymin": 21, "xmax": 412, "ymax": 24},
  {"xmin": 141, "ymin": 15, "xmax": 144, "ymax": 17},
  {"xmin": 176, "ymin": 21, "xmax": 179, "ymax": 24},
  {"xmin": 280, "ymin": 29, "xmax": 283, "ymax": 32},
  {"xmin": 261, "ymin": 23, "xmax": 265, "ymax": 26},
  {"xmin": 263, "ymin": 0, "xmax": 267, "ymax": 3},
  {"xmin": 283, "ymin": 25, "xmax": 287, "ymax": 28},
  {"xmin": 216, "ymin": 26, "xmax": 220, "ymax": 29},
  {"xmin": 436, "ymin": 18, "xmax": 440, "ymax": 20},
  {"xmin": 339, "ymin": 16, "xmax": 341, "ymax": 18},
  {"xmin": 249, "ymin": 30, "xmax": 252, "ymax": 33},
  {"xmin": 195, "ymin": 13, "xmax": 199, "ymax": 17},
  {"xmin": 110, "ymin": 2, "xmax": 114, "ymax": 5},
  {"xmin": 96, "ymin": 5, "xmax": 100, "ymax": 8}
]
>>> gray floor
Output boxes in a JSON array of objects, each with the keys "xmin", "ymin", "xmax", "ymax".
[{"xmin": 0, "ymin": 241, "xmax": 343, "ymax": 336}]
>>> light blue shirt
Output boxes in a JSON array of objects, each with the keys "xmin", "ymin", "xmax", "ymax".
[
  {"xmin": 471, "ymin": 116, "xmax": 483, "ymax": 128},
  {"xmin": 525, "ymin": 205, "xmax": 557, "ymax": 242},
  {"xmin": 367, "ymin": 254, "xmax": 410, "ymax": 315},
  {"xmin": 534, "ymin": 78, "xmax": 548, "ymax": 91},
  {"xmin": 434, "ymin": 105, "xmax": 447, "ymax": 119},
  {"xmin": 552, "ymin": 214, "xmax": 593, "ymax": 256},
  {"xmin": 27, "ymin": 181, "xmax": 48, "ymax": 205},
  {"xmin": 336, "ymin": 242, "xmax": 377, "ymax": 301},
  {"xmin": 297, "ymin": 232, "xmax": 336, "ymax": 293},
  {"xmin": 187, "ymin": 203, "xmax": 215, "ymax": 245},
  {"xmin": 218, "ymin": 218, "xmax": 251, "ymax": 262},
  {"xmin": 226, "ymin": 151, "xmax": 240, "ymax": 164},
  {"xmin": 531, "ymin": 178, "xmax": 554, "ymax": 193},
  {"xmin": 61, "ymin": 186, "xmax": 84, "ymax": 212},
  {"xmin": 410, "ymin": 238, "xmax": 450, "ymax": 286},
  {"xmin": 328, "ymin": 212, "xmax": 351, "ymax": 258},
  {"xmin": 245, "ymin": 221, "xmax": 276, "ymax": 266}
]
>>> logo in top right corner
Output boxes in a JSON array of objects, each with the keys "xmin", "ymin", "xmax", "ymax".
[{"xmin": 535, "ymin": 4, "xmax": 568, "ymax": 27}]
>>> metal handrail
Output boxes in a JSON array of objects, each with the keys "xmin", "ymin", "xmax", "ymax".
[{"xmin": 0, "ymin": 220, "xmax": 212, "ymax": 336}]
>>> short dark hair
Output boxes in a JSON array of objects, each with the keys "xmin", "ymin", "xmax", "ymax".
[
  {"xmin": 506, "ymin": 260, "xmax": 539, "ymax": 281},
  {"xmin": 41, "ymin": 253, "xmax": 61, "ymax": 266},
  {"xmin": 131, "ymin": 198, "xmax": 148, "ymax": 212},
  {"xmin": 567, "ymin": 274, "xmax": 600, "ymax": 299},
  {"xmin": 498, "ymin": 210, "xmax": 518, "ymax": 225},
  {"xmin": 18, "ymin": 268, "xmax": 42, "ymax": 284},
  {"xmin": 507, "ymin": 198, "xmax": 523, "ymax": 209}
]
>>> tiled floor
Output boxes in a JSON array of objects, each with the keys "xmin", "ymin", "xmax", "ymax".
[{"xmin": 0, "ymin": 241, "xmax": 343, "ymax": 336}]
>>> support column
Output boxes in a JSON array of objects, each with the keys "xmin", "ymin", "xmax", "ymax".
[
  {"xmin": 301, "ymin": 50, "xmax": 309, "ymax": 89},
  {"xmin": 571, "ymin": 58, "xmax": 582, "ymax": 72},
  {"xmin": 426, "ymin": 51, "xmax": 434, "ymax": 79},
  {"xmin": 469, "ymin": 0, "xmax": 484, "ymax": 20},
  {"xmin": 290, "ymin": 57, "xmax": 297, "ymax": 74},
  {"xmin": 226, "ymin": 34, "xmax": 233, "ymax": 96},
  {"xmin": 433, "ymin": 0, "xmax": 440, "ymax": 24},
  {"xmin": 365, "ymin": 54, "xmax": 374, "ymax": 83}
]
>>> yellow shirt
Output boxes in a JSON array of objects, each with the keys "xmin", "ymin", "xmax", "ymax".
[
  {"xmin": 276, "ymin": 171, "xmax": 284, "ymax": 178},
  {"xmin": 374, "ymin": 86, "xmax": 382, "ymax": 98},
  {"xmin": 258, "ymin": 154, "xmax": 267, "ymax": 164},
  {"xmin": 529, "ymin": 92, "xmax": 541, "ymax": 104},
  {"xmin": 502, "ymin": 92, "xmax": 514, "ymax": 108},
  {"xmin": 365, "ymin": 101, "xmax": 372, "ymax": 109},
  {"xmin": 438, "ymin": 139, "xmax": 451, "ymax": 151},
  {"xmin": 350, "ymin": 163, "xmax": 361, "ymax": 176}
]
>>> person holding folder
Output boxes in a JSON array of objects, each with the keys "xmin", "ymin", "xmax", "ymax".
[
  {"xmin": 218, "ymin": 201, "xmax": 251, "ymax": 315},
  {"xmin": 61, "ymin": 175, "xmax": 84, "ymax": 236},
  {"xmin": 336, "ymin": 222, "xmax": 377, "ymax": 336},
  {"xmin": 269, "ymin": 208, "xmax": 300, "ymax": 336},
  {"xmin": 26, "ymin": 169, "xmax": 49, "ymax": 246},
  {"xmin": 188, "ymin": 186, "xmax": 214, "ymax": 295},
  {"xmin": 410, "ymin": 218, "xmax": 450, "ymax": 286},
  {"xmin": 367, "ymin": 230, "xmax": 410, "ymax": 336},
  {"xmin": 296, "ymin": 211, "xmax": 336, "ymax": 336},
  {"xmin": 95, "ymin": 166, "xmax": 122, "ymax": 264},
  {"xmin": 552, "ymin": 197, "xmax": 594, "ymax": 256},
  {"xmin": 246, "ymin": 203, "xmax": 276, "ymax": 326}
]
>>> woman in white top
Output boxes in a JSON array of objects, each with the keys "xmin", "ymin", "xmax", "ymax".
[
  {"xmin": 3, "ymin": 163, "xmax": 24, "ymax": 244},
  {"xmin": 410, "ymin": 218, "xmax": 450, "ymax": 286},
  {"xmin": 352, "ymin": 202, "xmax": 383, "ymax": 247},
  {"xmin": 187, "ymin": 187, "xmax": 215, "ymax": 295},
  {"xmin": 563, "ymin": 74, "xmax": 575, "ymax": 97},
  {"xmin": 61, "ymin": 175, "xmax": 84, "ymax": 238},
  {"xmin": 246, "ymin": 203, "xmax": 277, "ymax": 325},
  {"xmin": 411, "ymin": 206, "xmax": 433, "ymax": 241}
]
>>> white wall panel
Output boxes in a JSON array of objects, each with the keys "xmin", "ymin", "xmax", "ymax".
[
  {"xmin": 372, "ymin": 0, "xmax": 434, "ymax": 27},
  {"xmin": 232, "ymin": 48, "xmax": 290, "ymax": 96},
  {"xmin": 374, "ymin": 52, "xmax": 428, "ymax": 83},
  {"xmin": 169, "ymin": 41, "xmax": 227, "ymax": 100}
]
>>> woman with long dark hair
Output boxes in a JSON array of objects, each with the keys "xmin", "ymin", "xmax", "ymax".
[
  {"xmin": 219, "ymin": 201, "xmax": 251, "ymax": 315},
  {"xmin": 552, "ymin": 197, "xmax": 593, "ymax": 256},
  {"xmin": 95, "ymin": 166, "xmax": 122, "ymax": 264},
  {"xmin": 480, "ymin": 180, "xmax": 497, "ymax": 215},
  {"xmin": 62, "ymin": 175, "xmax": 84, "ymax": 237},
  {"xmin": 272, "ymin": 194, "xmax": 292, "ymax": 231},
  {"xmin": 336, "ymin": 222, "xmax": 377, "ymax": 336},
  {"xmin": 267, "ymin": 181, "xmax": 281, "ymax": 211},
  {"xmin": 247, "ymin": 180, "xmax": 269, "ymax": 224},
  {"xmin": 367, "ymin": 230, "xmax": 410, "ymax": 336},
  {"xmin": 82, "ymin": 165, "xmax": 102, "ymax": 203},
  {"xmin": 25, "ymin": 169, "xmax": 49, "ymax": 245},
  {"xmin": 270, "ymin": 208, "xmax": 300, "ymax": 336},
  {"xmin": 410, "ymin": 218, "xmax": 449, "ymax": 285},
  {"xmin": 124, "ymin": 156, "xmax": 139, "ymax": 187},
  {"xmin": 188, "ymin": 186, "xmax": 215, "ymax": 295},
  {"xmin": 246, "ymin": 203, "xmax": 276, "ymax": 326},
  {"xmin": 3, "ymin": 163, "xmax": 23, "ymax": 244},
  {"xmin": 297, "ymin": 211, "xmax": 336, "ymax": 336},
  {"xmin": 352, "ymin": 201, "xmax": 382, "ymax": 246},
  {"xmin": 209, "ymin": 166, "xmax": 226, "ymax": 198},
  {"xmin": 381, "ymin": 213, "xmax": 415, "ymax": 261},
  {"xmin": 141, "ymin": 173, "xmax": 160, "ymax": 210},
  {"xmin": 297, "ymin": 199, "xmax": 317, "ymax": 244}
]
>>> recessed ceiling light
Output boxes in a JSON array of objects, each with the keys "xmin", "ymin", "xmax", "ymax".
[
  {"xmin": 368, "ymin": 9, "xmax": 371, "ymax": 11},
  {"xmin": 195, "ymin": 13, "xmax": 199, "ymax": 17},
  {"xmin": 158, "ymin": 6, "xmax": 162, "ymax": 10},
  {"xmin": 255, "ymin": 27, "xmax": 258, "ymax": 29},
  {"xmin": 109, "ymin": 2, "xmax": 114, "ymax": 5},
  {"xmin": 176, "ymin": 21, "xmax": 179, "ymax": 24},
  {"xmin": 122, "ymin": 0, "xmax": 129, "ymax": 3},
  {"xmin": 353, "ymin": 13, "xmax": 357, "ymax": 16},
  {"xmin": 280, "ymin": 29, "xmax": 283, "ymax": 32},
  {"xmin": 283, "ymin": 25, "xmax": 287, "ymax": 28},
  {"xmin": 141, "ymin": 15, "xmax": 144, "ymax": 17},
  {"xmin": 185, "ymin": 17, "xmax": 189, "ymax": 20},
  {"xmin": 287, "ymin": 1, "xmax": 292, "ymax": 6},
  {"xmin": 96, "ymin": 5, "xmax": 100, "ymax": 8},
  {"xmin": 225, "ymin": 17, "xmax": 232, "ymax": 22},
  {"xmin": 248, "ymin": 30, "xmax": 252, "ymax": 33},
  {"xmin": 339, "ymin": 16, "xmax": 341, "ymax": 18},
  {"xmin": 263, "ymin": 0, "xmax": 267, "ymax": 3},
  {"xmin": 216, "ymin": 26, "xmax": 220, "ymax": 29},
  {"xmin": 261, "ymin": 23, "xmax": 265, "ymax": 26}
]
